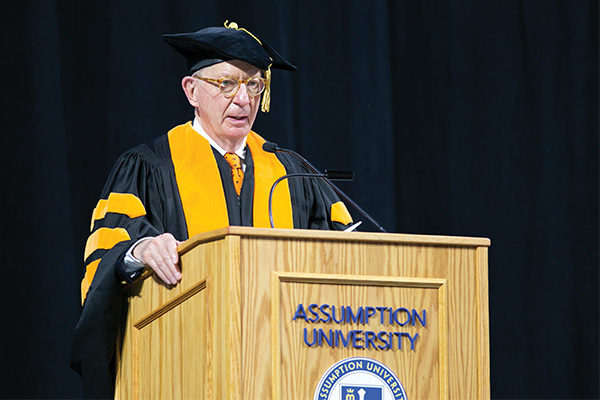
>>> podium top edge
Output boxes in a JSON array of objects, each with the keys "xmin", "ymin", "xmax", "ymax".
[{"xmin": 178, "ymin": 227, "xmax": 491, "ymax": 254}]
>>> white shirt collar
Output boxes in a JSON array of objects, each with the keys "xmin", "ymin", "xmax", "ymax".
[{"xmin": 192, "ymin": 117, "xmax": 246, "ymax": 159}]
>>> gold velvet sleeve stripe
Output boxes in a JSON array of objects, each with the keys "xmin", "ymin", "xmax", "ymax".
[
  {"xmin": 80, "ymin": 259, "xmax": 101, "ymax": 304},
  {"xmin": 84, "ymin": 227, "xmax": 131, "ymax": 261},
  {"xmin": 330, "ymin": 201, "xmax": 353, "ymax": 225},
  {"xmin": 90, "ymin": 193, "xmax": 146, "ymax": 231},
  {"xmin": 246, "ymin": 131, "xmax": 293, "ymax": 228},
  {"xmin": 168, "ymin": 122, "xmax": 230, "ymax": 237}
]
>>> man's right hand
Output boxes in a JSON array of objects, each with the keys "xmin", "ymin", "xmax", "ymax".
[{"xmin": 132, "ymin": 233, "xmax": 182, "ymax": 286}]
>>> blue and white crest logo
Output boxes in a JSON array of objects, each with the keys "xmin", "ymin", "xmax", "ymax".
[{"xmin": 313, "ymin": 357, "xmax": 407, "ymax": 400}]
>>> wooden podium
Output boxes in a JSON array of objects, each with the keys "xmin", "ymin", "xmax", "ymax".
[{"xmin": 115, "ymin": 227, "xmax": 490, "ymax": 399}]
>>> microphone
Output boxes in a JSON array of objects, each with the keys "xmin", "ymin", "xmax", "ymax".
[
  {"xmin": 323, "ymin": 170, "xmax": 355, "ymax": 180},
  {"xmin": 262, "ymin": 141, "xmax": 278, "ymax": 153},
  {"xmin": 262, "ymin": 142, "xmax": 387, "ymax": 232}
]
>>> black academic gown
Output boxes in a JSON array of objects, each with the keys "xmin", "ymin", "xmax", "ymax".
[{"xmin": 71, "ymin": 132, "xmax": 350, "ymax": 398}]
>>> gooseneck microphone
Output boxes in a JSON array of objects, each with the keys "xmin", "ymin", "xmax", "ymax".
[
  {"xmin": 263, "ymin": 142, "xmax": 387, "ymax": 232},
  {"xmin": 268, "ymin": 171, "xmax": 353, "ymax": 229}
]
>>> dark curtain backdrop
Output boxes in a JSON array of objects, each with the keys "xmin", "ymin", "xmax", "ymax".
[{"xmin": 1, "ymin": 0, "xmax": 597, "ymax": 398}]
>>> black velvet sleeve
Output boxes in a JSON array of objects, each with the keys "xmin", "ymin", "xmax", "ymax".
[{"xmin": 70, "ymin": 139, "xmax": 186, "ymax": 399}]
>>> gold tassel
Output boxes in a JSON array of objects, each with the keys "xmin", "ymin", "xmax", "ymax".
[
  {"xmin": 223, "ymin": 21, "xmax": 272, "ymax": 112},
  {"xmin": 224, "ymin": 20, "xmax": 262, "ymax": 45},
  {"xmin": 261, "ymin": 64, "xmax": 272, "ymax": 113}
]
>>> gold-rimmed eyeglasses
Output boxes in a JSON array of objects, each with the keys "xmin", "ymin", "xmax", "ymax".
[{"xmin": 194, "ymin": 76, "xmax": 266, "ymax": 98}]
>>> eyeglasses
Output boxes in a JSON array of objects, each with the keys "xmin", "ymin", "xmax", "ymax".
[{"xmin": 194, "ymin": 76, "xmax": 266, "ymax": 98}]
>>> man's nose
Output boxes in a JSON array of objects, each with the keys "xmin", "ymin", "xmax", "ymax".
[{"xmin": 233, "ymin": 83, "xmax": 251, "ymax": 106}]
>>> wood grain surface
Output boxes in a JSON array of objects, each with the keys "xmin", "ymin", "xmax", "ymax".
[{"xmin": 115, "ymin": 227, "xmax": 490, "ymax": 399}]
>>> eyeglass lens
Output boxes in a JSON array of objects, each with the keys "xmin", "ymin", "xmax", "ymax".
[{"xmin": 220, "ymin": 78, "xmax": 264, "ymax": 97}]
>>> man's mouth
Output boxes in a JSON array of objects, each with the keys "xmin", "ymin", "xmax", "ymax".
[{"xmin": 226, "ymin": 115, "xmax": 249, "ymax": 124}]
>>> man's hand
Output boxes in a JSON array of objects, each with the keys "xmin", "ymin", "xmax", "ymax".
[{"xmin": 132, "ymin": 233, "xmax": 182, "ymax": 286}]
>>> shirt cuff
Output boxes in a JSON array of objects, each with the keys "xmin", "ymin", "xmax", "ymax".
[{"xmin": 119, "ymin": 237, "xmax": 153, "ymax": 281}]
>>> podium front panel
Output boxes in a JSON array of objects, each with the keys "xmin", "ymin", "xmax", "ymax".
[
  {"xmin": 238, "ymin": 233, "xmax": 488, "ymax": 400},
  {"xmin": 272, "ymin": 272, "xmax": 447, "ymax": 399}
]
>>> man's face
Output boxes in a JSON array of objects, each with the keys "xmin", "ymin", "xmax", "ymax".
[{"xmin": 187, "ymin": 60, "xmax": 262, "ymax": 149}]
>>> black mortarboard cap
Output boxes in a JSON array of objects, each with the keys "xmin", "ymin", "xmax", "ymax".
[{"xmin": 162, "ymin": 21, "xmax": 296, "ymax": 74}]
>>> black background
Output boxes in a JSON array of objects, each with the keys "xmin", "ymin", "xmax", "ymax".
[{"xmin": 1, "ymin": 1, "xmax": 598, "ymax": 398}]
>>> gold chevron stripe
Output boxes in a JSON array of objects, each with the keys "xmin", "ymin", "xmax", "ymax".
[
  {"xmin": 84, "ymin": 227, "xmax": 131, "ymax": 261},
  {"xmin": 90, "ymin": 193, "xmax": 146, "ymax": 231},
  {"xmin": 330, "ymin": 201, "xmax": 353, "ymax": 225},
  {"xmin": 80, "ymin": 258, "xmax": 101, "ymax": 304}
]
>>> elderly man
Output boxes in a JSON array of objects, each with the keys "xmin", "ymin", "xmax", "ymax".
[{"xmin": 71, "ymin": 22, "xmax": 352, "ymax": 397}]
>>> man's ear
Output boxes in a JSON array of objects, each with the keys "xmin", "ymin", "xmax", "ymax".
[{"xmin": 181, "ymin": 76, "xmax": 198, "ymax": 107}]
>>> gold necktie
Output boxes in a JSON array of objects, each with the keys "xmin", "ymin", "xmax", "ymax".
[{"xmin": 224, "ymin": 152, "xmax": 244, "ymax": 196}]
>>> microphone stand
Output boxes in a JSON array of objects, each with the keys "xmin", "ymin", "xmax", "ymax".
[
  {"xmin": 263, "ymin": 142, "xmax": 387, "ymax": 232},
  {"xmin": 268, "ymin": 172, "xmax": 325, "ymax": 228}
]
